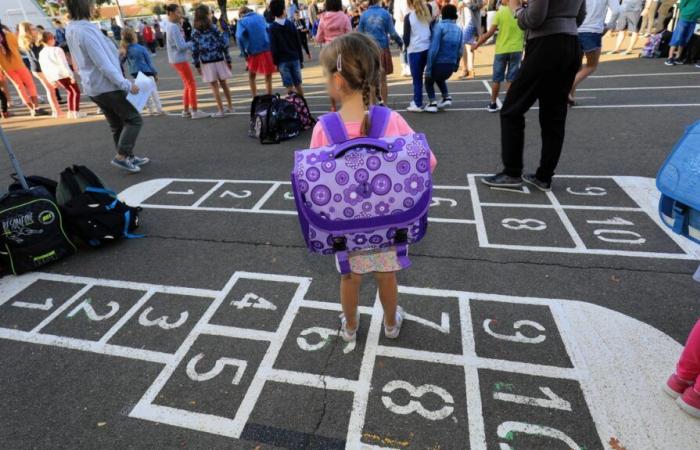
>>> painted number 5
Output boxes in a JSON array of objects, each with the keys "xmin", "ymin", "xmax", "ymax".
[
  {"xmin": 483, "ymin": 319, "xmax": 546, "ymax": 344},
  {"xmin": 382, "ymin": 380, "xmax": 454, "ymax": 421},
  {"xmin": 186, "ymin": 353, "xmax": 247, "ymax": 385},
  {"xmin": 501, "ymin": 218, "xmax": 547, "ymax": 231}
]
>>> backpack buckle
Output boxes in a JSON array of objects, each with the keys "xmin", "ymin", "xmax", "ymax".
[
  {"xmin": 332, "ymin": 236, "xmax": 347, "ymax": 252},
  {"xmin": 673, "ymin": 202, "xmax": 689, "ymax": 234},
  {"xmin": 394, "ymin": 228, "xmax": 408, "ymax": 245}
]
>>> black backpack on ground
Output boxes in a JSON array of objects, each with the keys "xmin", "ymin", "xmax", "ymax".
[
  {"xmin": 0, "ymin": 128, "xmax": 76, "ymax": 275},
  {"xmin": 57, "ymin": 165, "xmax": 143, "ymax": 246},
  {"xmin": 248, "ymin": 94, "xmax": 303, "ymax": 144},
  {"xmin": 658, "ymin": 30, "xmax": 672, "ymax": 59}
]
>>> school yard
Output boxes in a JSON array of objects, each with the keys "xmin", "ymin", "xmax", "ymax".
[{"xmin": 1, "ymin": 38, "xmax": 700, "ymax": 449}]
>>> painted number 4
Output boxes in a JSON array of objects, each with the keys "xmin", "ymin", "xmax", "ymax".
[{"xmin": 230, "ymin": 293, "xmax": 277, "ymax": 311}]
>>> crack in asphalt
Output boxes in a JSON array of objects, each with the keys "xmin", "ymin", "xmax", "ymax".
[
  {"xmin": 146, "ymin": 234, "xmax": 698, "ymax": 277},
  {"xmin": 306, "ymin": 323, "xmax": 342, "ymax": 449}
]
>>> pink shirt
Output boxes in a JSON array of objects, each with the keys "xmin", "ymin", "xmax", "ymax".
[
  {"xmin": 309, "ymin": 110, "xmax": 438, "ymax": 170},
  {"xmin": 315, "ymin": 11, "xmax": 352, "ymax": 44}
]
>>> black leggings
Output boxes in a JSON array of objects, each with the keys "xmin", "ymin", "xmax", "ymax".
[
  {"xmin": 300, "ymin": 34, "xmax": 310, "ymax": 57},
  {"xmin": 0, "ymin": 88, "xmax": 7, "ymax": 113}
]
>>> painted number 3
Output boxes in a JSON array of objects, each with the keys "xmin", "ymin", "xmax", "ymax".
[
  {"xmin": 501, "ymin": 218, "xmax": 547, "ymax": 231},
  {"xmin": 382, "ymin": 380, "xmax": 454, "ymax": 421}
]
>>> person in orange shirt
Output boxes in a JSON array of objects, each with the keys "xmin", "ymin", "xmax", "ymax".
[{"xmin": 0, "ymin": 22, "xmax": 47, "ymax": 116}]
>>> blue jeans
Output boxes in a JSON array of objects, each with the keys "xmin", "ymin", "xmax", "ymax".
[
  {"xmin": 425, "ymin": 63, "xmax": 454, "ymax": 100},
  {"xmin": 278, "ymin": 60, "xmax": 302, "ymax": 87},
  {"xmin": 408, "ymin": 50, "xmax": 429, "ymax": 106},
  {"xmin": 492, "ymin": 52, "xmax": 522, "ymax": 83}
]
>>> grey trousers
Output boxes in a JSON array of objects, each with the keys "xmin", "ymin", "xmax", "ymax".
[{"xmin": 90, "ymin": 90, "xmax": 143, "ymax": 157}]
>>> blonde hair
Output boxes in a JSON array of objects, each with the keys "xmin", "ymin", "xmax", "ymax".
[
  {"xmin": 17, "ymin": 22, "xmax": 39, "ymax": 52},
  {"xmin": 119, "ymin": 28, "xmax": 137, "ymax": 57},
  {"xmin": 408, "ymin": 0, "xmax": 431, "ymax": 23},
  {"xmin": 319, "ymin": 32, "xmax": 382, "ymax": 136}
]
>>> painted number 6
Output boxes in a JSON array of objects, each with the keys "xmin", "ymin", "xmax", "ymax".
[
  {"xmin": 381, "ymin": 380, "xmax": 454, "ymax": 421},
  {"xmin": 483, "ymin": 319, "xmax": 546, "ymax": 344},
  {"xmin": 501, "ymin": 218, "xmax": 547, "ymax": 231}
]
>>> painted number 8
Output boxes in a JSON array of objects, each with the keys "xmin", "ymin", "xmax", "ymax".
[
  {"xmin": 381, "ymin": 380, "xmax": 455, "ymax": 421},
  {"xmin": 501, "ymin": 218, "xmax": 547, "ymax": 231}
]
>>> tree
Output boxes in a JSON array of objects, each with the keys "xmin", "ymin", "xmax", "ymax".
[{"xmin": 217, "ymin": 0, "xmax": 228, "ymax": 24}]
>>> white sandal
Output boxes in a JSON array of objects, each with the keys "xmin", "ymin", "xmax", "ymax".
[
  {"xmin": 339, "ymin": 311, "xmax": 360, "ymax": 343},
  {"xmin": 384, "ymin": 306, "xmax": 404, "ymax": 339}
]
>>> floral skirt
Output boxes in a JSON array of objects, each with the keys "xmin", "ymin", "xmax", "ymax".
[{"xmin": 336, "ymin": 247, "xmax": 404, "ymax": 275}]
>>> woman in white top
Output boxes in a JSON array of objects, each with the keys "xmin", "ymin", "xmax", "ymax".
[
  {"xmin": 403, "ymin": 0, "xmax": 433, "ymax": 112},
  {"xmin": 38, "ymin": 31, "xmax": 84, "ymax": 118}
]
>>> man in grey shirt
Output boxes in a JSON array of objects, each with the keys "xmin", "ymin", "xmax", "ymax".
[{"xmin": 482, "ymin": 0, "xmax": 586, "ymax": 191}]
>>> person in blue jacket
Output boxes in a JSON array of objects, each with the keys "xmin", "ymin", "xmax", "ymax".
[
  {"xmin": 236, "ymin": 6, "xmax": 275, "ymax": 97},
  {"xmin": 119, "ymin": 28, "xmax": 164, "ymax": 116},
  {"xmin": 424, "ymin": 4, "xmax": 463, "ymax": 113},
  {"xmin": 358, "ymin": 0, "xmax": 403, "ymax": 102}
]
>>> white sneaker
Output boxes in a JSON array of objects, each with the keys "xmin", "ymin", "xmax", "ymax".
[
  {"xmin": 190, "ymin": 110, "xmax": 210, "ymax": 119},
  {"xmin": 339, "ymin": 311, "xmax": 360, "ymax": 343},
  {"xmin": 437, "ymin": 97, "xmax": 452, "ymax": 109},
  {"xmin": 146, "ymin": 108, "xmax": 154, "ymax": 116},
  {"xmin": 223, "ymin": 107, "xmax": 233, "ymax": 114},
  {"xmin": 384, "ymin": 306, "xmax": 404, "ymax": 339},
  {"xmin": 406, "ymin": 101, "xmax": 423, "ymax": 113},
  {"xmin": 424, "ymin": 102, "xmax": 438, "ymax": 113},
  {"xmin": 181, "ymin": 110, "xmax": 192, "ymax": 118},
  {"xmin": 401, "ymin": 65, "xmax": 411, "ymax": 77},
  {"xmin": 70, "ymin": 111, "xmax": 87, "ymax": 119},
  {"xmin": 153, "ymin": 110, "xmax": 167, "ymax": 116},
  {"xmin": 211, "ymin": 110, "xmax": 226, "ymax": 118}
]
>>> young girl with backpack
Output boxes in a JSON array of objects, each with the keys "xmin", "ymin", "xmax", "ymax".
[
  {"xmin": 308, "ymin": 32, "xmax": 437, "ymax": 342},
  {"xmin": 119, "ymin": 28, "xmax": 165, "ymax": 116},
  {"xmin": 192, "ymin": 5, "xmax": 233, "ymax": 118}
]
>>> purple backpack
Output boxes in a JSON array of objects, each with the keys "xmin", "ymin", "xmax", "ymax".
[{"xmin": 291, "ymin": 106, "xmax": 433, "ymax": 274}]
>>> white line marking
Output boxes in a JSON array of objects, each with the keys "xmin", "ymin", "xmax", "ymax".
[
  {"xmin": 345, "ymin": 291, "xmax": 383, "ymax": 448},
  {"xmin": 30, "ymin": 284, "xmax": 94, "ymax": 334},
  {"xmin": 191, "ymin": 181, "xmax": 226, "ymax": 208},
  {"xmin": 546, "ymin": 191, "xmax": 587, "ymax": 249},
  {"xmin": 467, "ymin": 174, "xmax": 489, "ymax": 247},
  {"xmin": 199, "ymin": 323, "xmax": 277, "ymax": 341},
  {"xmin": 264, "ymin": 368, "xmax": 359, "ymax": 391},
  {"xmin": 479, "ymin": 202, "xmax": 642, "ymax": 212},
  {"xmin": 98, "ymin": 289, "xmax": 156, "ymax": 344},
  {"xmin": 481, "ymin": 242, "xmax": 693, "ymax": 259},
  {"xmin": 589, "ymin": 71, "xmax": 700, "ymax": 78},
  {"xmin": 578, "ymin": 85, "xmax": 700, "ymax": 92},
  {"xmin": 299, "ymin": 299, "xmax": 374, "ymax": 315},
  {"xmin": 375, "ymin": 345, "xmax": 464, "ymax": 366},
  {"xmin": 12, "ymin": 298, "xmax": 53, "ymax": 310},
  {"xmin": 251, "ymin": 182, "xmax": 282, "ymax": 211},
  {"xmin": 459, "ymin": 295, "xmax": 487, "ymax": 449},
  {"xmin": 482, "ymin": 80, "xmax": 501, "ymax": 108}
]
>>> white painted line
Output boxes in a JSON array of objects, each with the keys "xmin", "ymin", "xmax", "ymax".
[
  {"xmin": 199, "ymin": 323, "xmax": 277, "ymax": 341},
  {"xmin": 375, "ymin": 345, "xmax": 464, "ymax": 366},
  {"xmin": 29, "ymin": 284, "xmax": 94, "ymax": 334},
  {"xmin": 434, "ymin": 185, "xmax": 472, "ymax": 190},
  {"xmin": 546, "ymin": 191, "xmax": 587, "ymax": 250},
  {"xmin": 479, "ymin": 202, "xmax": 642, "ymax": 212},
  {"xmin": 459, "ymin": 295, "xmax": 487, "ymax": 450},
  {"xmin": 0, "ymin": 273, "xmax": 43, "ymax": 307},
  {"xmin": 481, "ymin": 242, "xmax": 694, "ymax": 259},
  {"xmin": 98, "ymin": 289, "xmax": 157, "ymax": 344},
  {"xmin": 345, "ymin": 291, "xmax": 383, "ymax": 448},
  {"xmin": 138, "ymin": 203, "xmax": 298, "ymax": 215},
  {"xmin": 466, "ymin": 354, "xmax": 581, "ymax": 380},
  {"xmin": 0, "ymin": 328, "xmax": 172, "ymax": 364},
  {"xmin": 589, "ymin": 71, "xmax": 700, "ymax": 78},
  {"xmin": 264, "ymin": 368, "xmax": 359, "ymax": 392},
  {"xmin": 578, "ymin": 85, "xmax": 700, "ymax": 92},
  {"xmin": 251, "ymin": 182, "xmax": 282, "ymax": 211},
  {"xmin": 467, "ymin": 174, "xmax": 490, "ymax": 247},
  {"xmin": 570, "ymin": 103, "xmax": 700, "ymax": 109},
  {"xmin": 429, "ymin": 217, "xmax": 476, "ymax": 224},
  {"xmin": 191, "ymin": 180, "xmax": 226, "ymax": 208}
]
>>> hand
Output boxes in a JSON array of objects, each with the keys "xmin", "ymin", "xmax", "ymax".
[
  {"xmin": 472, "ymin": 43, "xmax": 480, "ymax": 51},
  {"xmin": 51, "ymin": 83, "xmax": 58, "ymax": 89},
  {"xmin": 129, "ymin": 81, "xmax": 140, "ymax": 95},
  {"xmin": 154, "ymin": 75, "xmax": 158, "ymax": 83}
]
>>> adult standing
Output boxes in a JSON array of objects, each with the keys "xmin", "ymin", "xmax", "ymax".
[
  {"xmin": 608, "ymin": 0, "xmax": 644, "ymax": 54},
  {"xmin": 65, "ymin": 0, "xmax": 148, "ymax": 173},
  {"xmin": 569, "ymin": 0, "xmax": 620, "ymax": 105},
  {"xmin": 0, "ymin": 23, "xmax": 47, "ymax": 116},
  {"xmin": 482, "ymin": 0, "xmax": 586, "ymax": 191},
  {"xmin": 165, "ymin": 4, "xmax": 209, "ymax": 119},
  {"xmin": 457, "ymin": 0, "xmax": 483, "ymax": 79}
]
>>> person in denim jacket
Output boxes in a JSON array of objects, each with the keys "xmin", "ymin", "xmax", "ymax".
[
  {"xmin": 424, "ymin": 4, "xmax": 463, "ymax": 112},
  {"xmin": 358, "ymin": 0, "xmax": 403, "ymax": 102}
]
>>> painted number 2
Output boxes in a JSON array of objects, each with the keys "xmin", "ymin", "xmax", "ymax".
[
  {"xmin": 382, "ymin": 380, "xmax": 454, "ymax": 421},
  {"xmin": 502, "ymin": 218, "xmax": 547, "ymax": 231},
  {"xmin": 67, "ymin": 299, "xmax": 119, "ymax": 321}
]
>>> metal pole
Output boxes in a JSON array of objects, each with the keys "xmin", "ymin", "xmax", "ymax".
[{"xmin": 0, "ymin": 125, "xmax": 29, "ymax": 190}]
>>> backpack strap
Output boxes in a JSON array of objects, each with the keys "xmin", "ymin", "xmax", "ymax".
[
  {"xmin": 74, "ymin": 165, "xmax": 105, "ymax": 190},
  {"xmin": 367, "ymin": 105, "xmax": 392, "ymax": 139},
  {"xmin": 319, "ymin": 112, "xmax": 349, "ymax": 145}
]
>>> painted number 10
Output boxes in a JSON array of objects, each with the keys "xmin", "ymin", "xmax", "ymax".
[{"xmin": 586, "ymin": 217, "xmax": 646, "ymax": 245}]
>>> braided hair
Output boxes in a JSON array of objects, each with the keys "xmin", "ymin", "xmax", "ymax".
[{"xmin": 319, "ymin": 32, "xmax": 382, "ymax": 136}]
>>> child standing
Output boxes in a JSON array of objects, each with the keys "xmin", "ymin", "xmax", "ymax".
[
  {"xmin": 403, "ymin": 0, "xmax": 434, "ymax": 112},
  {"xmin": 424, "ymin": 4, "xmax": 463, "ymax": 112},
  {"xmin": 38, "ymin": 31, "xmax": 83, "ymax": 119},
  {"xmin": 664, "ymin": 318, "xmax": 700, "ymax": 417},
  {"xmin": 192, "ymin": 5, "xmax": 233, "ymax": 118},
  {"xmin": 309, "ymin": 32, "xmax": 436, "ymax": 341},
  {"xmin": 236, "ymin": 6, "xmax": 276, "ymax": 98},
  {"xmin": 119, "ymin": 28, "xmax": 165, "ymax": 116},
  {"xmin": 316, "ymin": 0, "xmax": 352, "ymax": 111},
  {"xmin": 269, "ymin": 0, "xmax": 305, "ymax": 96},
  {"xmin": 472, "ymin": 0, "xmax": 524, "ymax": 113}
]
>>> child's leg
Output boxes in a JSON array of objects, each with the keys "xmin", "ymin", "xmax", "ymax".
[
  {"xmin": 248, "ymin": 71, "xmax": 257, "ymax": 97},
  {"xmin": 375, "ymin": 271, "xmax": 398, "ymax": 327},
  {"xmin": 571, "ymin": 50, "xmax": 600, "ymax": 98},
  {"xmin": 220, "ymin": 79, "xmax": 232, "ymax": 109},
  {"xmin": 491, "ymin": 81, "xmax": 501, "ymax": 104},
  {"xmin": 613, "ymin": 30, "xmax": 626, "ymax": 51},
  {"xmin": 624, "ymin": 32, "xmax": 639, "ymax": 53},
  {"xmin": 677, "ymin": 319, "xmax": 700, "ymax": 383},
  {"xmin": 380, "ymin": 72, "xmax": 388, "ymax": 104},
  {"xmin": 210, "ymin": 80, "xmax": 223, "ymax": 112},
  {"xmin": 436, "ymin": 75, "xmax": 449, "ymax": 99},
  {"xmin": 148, "ymin": 76, "xmax": 163, "ymax": 111},
  {"xmin": 265, "ymin": 74, "xmax": 273, "ymax": 95},
  {"xmin": 294, "ymin": 84, "xmax": 304, "ymax": 97},
  {"xmin": 340, "ymin": 273, "xmax": 361, "ymax": 330},
  {"xmin": 425, "ymin": 73, "xmax": 436, "ymax": 102}
]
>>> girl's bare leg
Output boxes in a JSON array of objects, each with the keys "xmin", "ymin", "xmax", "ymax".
[
  {"xmin": 210, "ymin": 80, "xmax": 223, "ymax": 112},
  {"xmin": 340, "ymin": 273, "xmax": 361, "ymax": 330},
  {"xmin": 375, "ymin": 271, "xmax": 398, "ymax": 327},
  {"xmin": 220, "ymin": 79, "xmax": 232, "ymax": 110}
]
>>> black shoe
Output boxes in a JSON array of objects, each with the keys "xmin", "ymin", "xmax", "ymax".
[
  {"xmin": 664, "ymin": 58, "xmax": 677, "ymax": 66},
  {"xmin": 31, "ymin": 108, "xmax": 50, "ymax": 116},
  {"xmin": 481, "ymin": 173, "xmax": 522, "ymax": 188},
  {"xmin": 523, "ymin": 174, "xmax": 552, "ymax": 192}
]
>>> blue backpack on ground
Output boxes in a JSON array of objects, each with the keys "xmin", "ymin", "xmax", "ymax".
[{"xmin": 657, "ymin": 120, "xmax": 700, "ymax": 244}]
